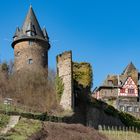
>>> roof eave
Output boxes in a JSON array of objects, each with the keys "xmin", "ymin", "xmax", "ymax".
[{"xmin": 11, "ymin": 37, "xmax": 50, "ymax": 49}]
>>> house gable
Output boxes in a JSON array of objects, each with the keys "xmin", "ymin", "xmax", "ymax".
[{"xmin": 118, "ymin": 77, "xmax": 138, "ymax": 97}]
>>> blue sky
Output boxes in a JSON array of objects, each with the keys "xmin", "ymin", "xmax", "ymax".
[{"xmin": 1, "ymin": 0, "xmax": 140, "ymax": 88}]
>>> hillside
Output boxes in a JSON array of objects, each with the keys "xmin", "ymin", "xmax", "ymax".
[
  {"xmin": 1, "ymin": 117, "xmax": 108, "ymax": 140},
  {"xmin": 30, "ymin": 122, "xmax": 108, "ymax": 140}
]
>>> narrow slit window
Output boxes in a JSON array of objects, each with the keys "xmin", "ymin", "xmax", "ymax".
[
  {"xmin": 28, "ymin": 59, "xmax": 33, "ymax": 64},
  {"xmin": 29, "ymin": 41, "xmax": 33, "ymax": 46},
  {"xmin": 16, "ymin": 51, "xmax": 20, "ymax": 56}
]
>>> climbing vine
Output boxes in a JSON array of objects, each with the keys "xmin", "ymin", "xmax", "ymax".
[
  {"xmin": 73, "ymin": 62, "xmax": 93, "ymax": 89},
  {"xmin": 55, "ymin": 75, "xmax": 64, "ymax": 102}
]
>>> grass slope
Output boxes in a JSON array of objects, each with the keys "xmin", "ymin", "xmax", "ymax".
[
  {"xmin": 2, "ymin": 117, "xmax": 41, "ymax": 140},
  {"xmin": 30, "ymin": 122, "xmax": 108, "ymax": 140},
  {"xmin": 101, "ymin": 130, "xmax": 140, "ymax": 140},
  {"xmin": 89, "ymin": 97, "xmax": 140, "ymax": 128},
  {"xmin": 0, "ymin": 114, "xmax": 10, "ymax": 131}
]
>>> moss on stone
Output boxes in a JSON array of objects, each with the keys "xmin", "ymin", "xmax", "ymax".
[{"xmin": 73, "ymin": 62, "xmax": 93, "ymax": 88}]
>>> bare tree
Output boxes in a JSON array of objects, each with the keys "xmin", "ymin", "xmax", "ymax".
[{"xmin": 0, "ymin": 62, "xmax": 59, "ymax": 113}]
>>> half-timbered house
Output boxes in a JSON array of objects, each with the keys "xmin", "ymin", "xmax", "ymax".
[{"xmin": 93, "ymin": 62, "xmax": 140, "ymax": 117}]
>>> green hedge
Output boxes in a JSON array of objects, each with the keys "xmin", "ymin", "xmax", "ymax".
[
  {"xmin": 88, "ymin": 97, "xmax": 140, "ymax": 129},
  {"xmin": 119, "ymin": 112, "xmax": 140, "ymax": 129},
  {"xmin": 104, "ymin": 105, "xmax": 119, "ymax": 117},
  {"xmin": 0, "ymin": 111, "xmax": 63, "ymax": 123}
]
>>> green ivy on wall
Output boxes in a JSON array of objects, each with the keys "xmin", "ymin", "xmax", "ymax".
[
  {"xmin": 1, "ymin": 62, "xmax": 9, "ymax": 72},
  {"xmin": 73, "ymin": 62, "xmax": 93, "ymax": 89},
  {"xmin": 55, "ymin": 75, "xmax": 64, "ymax": 102}
]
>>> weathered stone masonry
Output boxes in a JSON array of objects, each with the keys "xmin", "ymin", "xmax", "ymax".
[
  {"xmin": 12, "ymin": 6, "xmax": 50, "ymax": 72},
  {"xmin": 57, "ymin": 51, "xmax": 74, "ymax": 111},
  {"xmin": 14, "ymin": 41, "xmax": 48, "ymax": 71}
]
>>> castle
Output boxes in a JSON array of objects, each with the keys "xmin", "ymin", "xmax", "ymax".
[
  {"xmin": 12, "ymin": 6, "xmax": 50, "ymax": 72},
  {"xmin": 10, "ymin": 6, "xmax": 91, "ymax": 112},
  {"xmin": 11, "ymin": 6, "xmax": 140, "ymax": 117},
  {"xmin": 93, "ymin": 62, "xmax": 140, "ymax": 117},
  {"xmin": 1, "ymin": 6, "xmax": 139, "ymax": 129}
]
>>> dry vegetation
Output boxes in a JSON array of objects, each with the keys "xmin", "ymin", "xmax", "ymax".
[
  {"xmin": 100, "ymin": 130, "xmax": 140, "ymax": 140},
  {"xmin": 30, "ymin": 122, "xmax": 108, "ymax": 140},
  {"xmin": 1, "ymin": 117, "xmax": 108, "ymax": 140},
  {"xmin": 0, "ymin": 62, "xmax": 59, "ymax": 113}
]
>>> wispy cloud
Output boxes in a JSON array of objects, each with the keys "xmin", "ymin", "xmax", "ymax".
[
  {"xmin": 4, "ymin": 38, "xmax": 12, "ymax": 42},
  {"xmin": 51, "ymin": 39, "xmax": 59, "ymax": 43}
]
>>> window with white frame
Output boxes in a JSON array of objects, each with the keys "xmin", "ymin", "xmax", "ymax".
[
  {"xmin": 127, "ymin": 106, "xmax": 133, "ymax": 112},
  {"xmin": 134, "ymin": 107, "xmax": 139, "ymax": 112}
]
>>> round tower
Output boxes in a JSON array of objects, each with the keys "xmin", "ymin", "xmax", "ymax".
[{"xmin": 11, "ymin": 6, "xmax": 50, "ymax": 72}]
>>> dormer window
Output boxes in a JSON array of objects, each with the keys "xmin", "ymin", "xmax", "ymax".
[
  {"xmin": 108, "ymin": 80, "xmax": 113, "ymax": 86},
  {"xmin": 26, "ymin": 23, "xmax": 36, "ymax": 36},
  {"xmin": 27, "ymin": 31, "xmax": 31, "ymax": 36},
  {"xmin": 27, "ymin": 30, "xmax": 36, "ymax": 36},
  {"xmin": 13, "ymin": 36, "xmax": 18, "ymax": 41}
]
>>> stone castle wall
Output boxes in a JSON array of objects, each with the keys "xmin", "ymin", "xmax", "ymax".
[
  {"xmin": 14, "ymin": 41, "xmax": 48, "ymax": 72},
  {"xmin": 86, "ymin": 107, "xmax": 124, "ymax": 129},
  {"xmin": 57, "ymin": 51, "xmax": 74, "ymax": 110}
]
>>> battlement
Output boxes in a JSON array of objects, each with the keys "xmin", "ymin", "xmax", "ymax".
[{"xmin": 57, "ymin": 51, "xmax": 72, "ymax": 62}]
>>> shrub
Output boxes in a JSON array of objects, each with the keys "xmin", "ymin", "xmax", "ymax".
[
  {"xmin": 104, "ymin": 105, "xmax": 119, "ymax": 117},
  {"xmin": 119, "ymin": 112, "xmax": 140, "ymax": 129},
  {"xmin": 0, "ymin": 114, "xmax": 9, "ymax": 128},
  {"xmin": 1, "ymin": 62, "xmax": 8, "ymax": 72},
  {"xmin": 73, "ymin": 62, "xmax": 93, "ymax": 89}
]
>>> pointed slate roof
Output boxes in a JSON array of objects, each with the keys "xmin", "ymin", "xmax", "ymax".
[
  {"xmin": 12, "ymin": 6, "xmax": 50, "ymax": 48},
  {"xmin": 122, "ymin": 62, "xmax": 137, "ymax": 75},
  {"xmin": 13, "ymin": 27, "xmax": 20, "ymax": 38},
  {"xmin": 99, "ymin": 62, "xmax": 138, "ymax": 90},
  {"xmin": 22, "ymin": 6, "xmax": 43, "ymax": 37},
  {"xmin": 42, "ymin": 28, "xmax": 49, "ymax": 40}
]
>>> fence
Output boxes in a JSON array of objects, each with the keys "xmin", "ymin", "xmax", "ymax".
[{"xmin": 98, "ymin": 125, "xmax": 140, "ymax": 140}]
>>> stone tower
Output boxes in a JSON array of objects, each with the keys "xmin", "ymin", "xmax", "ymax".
[
  {"xmin": 12, "ymin": 6, "xmax": 50, "ymax": 72},
  {"xmin": 57, "ymin": 51, "xmax": 74, "ymax": 111}
]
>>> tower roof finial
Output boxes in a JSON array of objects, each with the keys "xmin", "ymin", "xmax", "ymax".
[
  {"xmin": 28, "ymin": 0, "xmax": 32, "ymax": 8},
  {"xmin": 22, "ymin": 6, "xmax": 44, "ymax": 37}
]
